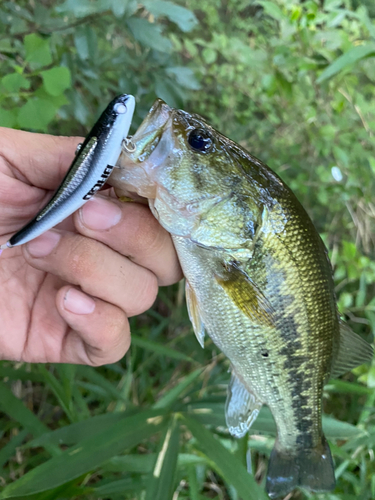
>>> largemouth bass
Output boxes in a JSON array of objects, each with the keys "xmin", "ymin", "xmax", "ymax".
[{"xmin": 109, "ymin": 99, "xmax": 373, "ymax": 498}]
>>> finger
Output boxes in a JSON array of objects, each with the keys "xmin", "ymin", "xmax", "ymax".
[
  {"xmin": 0, "ymin": 127, "xmax": 82, "ymax": 189},
  {"xmin": 56, "ymin": 286, "xmax": 130, "ymax": 366},
  {"xmin": 75, "ymin": 195, "xmax": 183, "ymax": 286},
  {"xmin": 23, "ymin": 229, "xmax": 159, "ymax": 317}
]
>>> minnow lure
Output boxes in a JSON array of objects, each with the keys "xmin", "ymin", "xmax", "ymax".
[{"xmin": 0, "ymin": 93, "xmax": 135, "ymax": 251}]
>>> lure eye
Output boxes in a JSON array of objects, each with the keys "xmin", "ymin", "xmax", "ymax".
[
  {"xmin": 188, "ymin": 129, "xmax": 213, "ymax": 153},
  {"xmin": 114, "ymin": 102, "xmax": 127, "ymax": 114}
]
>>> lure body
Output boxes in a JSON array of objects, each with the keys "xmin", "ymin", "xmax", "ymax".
[{"xmin": 1, "ymin": 94, "xmax": 135, "ymax": 249}]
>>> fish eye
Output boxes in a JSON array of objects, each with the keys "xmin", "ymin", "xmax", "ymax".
[{"xmin": 188, "ymin": 128, "xmax": 213, "ymax": 153}]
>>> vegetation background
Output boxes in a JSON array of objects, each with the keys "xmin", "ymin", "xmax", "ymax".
[{"xmin": 0, "ymin": 0, "xmax": 375, "ymax": 498}]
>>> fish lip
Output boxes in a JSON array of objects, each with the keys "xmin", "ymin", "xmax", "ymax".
[
  {"xmin": 136, "ymin": 99, "xmax": 172, "ymax": 141},
  {"xmin": 122, "ymin": 99, "xmax": 173, "ymax": 163}
]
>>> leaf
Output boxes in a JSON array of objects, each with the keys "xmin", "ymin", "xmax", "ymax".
[
  {"xmin": 155, "ymin": 78, "xmax": 185, "ymax": 108},
  {"xmin": 258, "ymin": 1, "xmax": 285, "ymax": 21},
  {"xmin": 0, "ymin": 108, "xmax": 16, "ymax": 128},
  {"xmin": 145, "ymin": 416, "xmax": 180, "ymax": 500},
  {"xmin": 77, "ymin": 365, "xmax": 130, "ymax": 402},
  {"xmin": 56, "ymin": 0, "xmax": 101, "ymax": 17},
  {"xmin": 317, "ymin": 43, "xmax": 375, "ymax": 82},
  {"xmin": 143, "ymin": 0, "xmax": 198, "ymax": 32},
  {"xmin": 18, "ymin": 97, "xmax": 57, "ymax": 131},
  {"xmin": 127, "ymin": 17, "xmax": 172, "ymax": 53},
  {"xmin": 24, "ymin": 33, "xmax": 52, "ymax": 68},
  {"xmin": 184, "ymin": 416, "xmax": 268, "ymax": 500},
  {"xmin": 26, "ymin": 411, "xmax": 137, "ymax": 449},
  {"xmin": 94, "ymin": 477, "xmax": 144, "ymax": 495},
  {"xmin": 322, "ymin": 416, "xmax": 366, "ymax": 439},
  {"xmin": 0, "ymin": 410, "xmax": 166, "ymax": 498},
  {"xmin": 0, "ymin": 430, "xmax": 28, "ymax": 472},
  {"xmin": 132, "ymin": 334, "xmax": 194, "ymax": 362},
  {"xmin": 202, "ymin": 48, "xmax": 217, "ymax": 64},
  {"xmin": 153, "ymin": 368, "xmax": 204, "ymax": 409},
  {"xmin": 41, "ymin": 67, "xmax": 71, "ymax": 96},
  {"xmin": 0, "ymin": 381, "xmax": 49, "ymax": 438},
  {"xmin": 37, "ymin": 366, "xmax": 75, "ymax": 422},
  {"xmin": 166, "ymin": 67, "xmax": 201, "ymax": 90},
  {"xmin": 1, "ymin": 73, "xmax": 30, "ymax": 92},
  {"xmin": 110, "ymin": 0, "xmax": 130, "ymax": 17},
  {"xmin": 102, "ymin": 453, "xmax": 156, "ymax": 473},
  {"xmin": 73, "ymin": 26, "xmax": 98, "ymax": 60},
  {"xmin": 74, "ymin": 29, "xmax": 90, "ymax": 60}
]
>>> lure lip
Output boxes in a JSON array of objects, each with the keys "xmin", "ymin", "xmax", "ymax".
[{"xmin": 0, "ymin": 93, "xmax": 135, "ymax": 250}]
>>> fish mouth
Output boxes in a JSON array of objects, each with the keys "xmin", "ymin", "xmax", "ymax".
[
  {"xmin": 109, "ymin": 99, "xmax": 173, "ymax": 199},
  {"xmin": 125, "ymin": 99, "xmax": 172, "ymax": 162}
]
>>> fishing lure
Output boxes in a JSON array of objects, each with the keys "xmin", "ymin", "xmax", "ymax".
[{"xmin": 0, "ymin": 93, "xmax": 135, "ymax": 251}]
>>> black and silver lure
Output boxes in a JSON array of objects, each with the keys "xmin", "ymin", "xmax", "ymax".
[{"xmin": 0, "ymin": 93, "xmax": 135, "ymax": 251}]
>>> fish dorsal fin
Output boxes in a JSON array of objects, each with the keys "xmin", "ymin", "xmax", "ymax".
[
  {"xmin": 331, "ymin": 320, "xmax": 373, "ymax": 378},
  {"xmin": 225, "ymin": 370, "xmax": 263, "ymax": 438},
  {"xmin": 185, "ymin": 280, "xmax": 205, "ymax": 348},
  {"xmin": 214, "ymin": 261, "xmax": 275, "ymax": 328}
]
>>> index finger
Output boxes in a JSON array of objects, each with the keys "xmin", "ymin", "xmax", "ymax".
[{"xmin": 0, "ymin": 127, "xmax": 83, "ymax": 190}]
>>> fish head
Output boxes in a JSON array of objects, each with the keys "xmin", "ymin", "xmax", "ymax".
[{"xmin": 111, "ymin": 99, "xmax": 263, "ymax": 240}]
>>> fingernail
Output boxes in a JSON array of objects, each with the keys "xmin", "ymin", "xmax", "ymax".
[
  {"xmin": 64, "ymin": 288, "xmax": 96, "ymax": 315},
  {"xmin": 27, "ymin": 231, "xmax": 60, "ymax": 257},
  {"xmin": 80, "ymin": 197, "xmax": 122, "ymax": 230}
]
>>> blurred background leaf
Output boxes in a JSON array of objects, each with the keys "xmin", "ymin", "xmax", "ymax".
[{"xmin": 0, "ymin": 0, "xmax": 374, "ymax": 499}]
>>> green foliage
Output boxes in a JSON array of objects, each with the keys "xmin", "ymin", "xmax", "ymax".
[
  {"xmin": 0, "ymin": 0, "xmax": 198, "ymax": 132},
  {"xmin": 1, "ymin": 0, "xmax": 375, "ymax": 499}
]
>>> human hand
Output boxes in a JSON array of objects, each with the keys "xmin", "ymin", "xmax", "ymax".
[{"xmin": 0, "ymin": 127, "xmax": 182, "ymax": 365}]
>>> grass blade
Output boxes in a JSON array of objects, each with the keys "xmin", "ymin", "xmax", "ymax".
[
  {"xmin": 154, "ymin": 367, "xmax": 204, "ymax": 409},
  {"xmin": 145, "ymin": 415, "xmax": 180, "ymax": 500},
  {"xmin": 0, "ymin": 381, "xmax": 49, "ymax": 438},
  {"xmin": 0, "ymin": 410, "xmax": 166, "ymax": 498},
  {"xmin": 94, "ymin": 477, "xmax": 144, "ymax": 495},
  {"xmin": 317, "ymin": 43, "xmax": 375, "ymax": 82},
  {"xmin": 0, "ymin": 429, "xmax": 28, "ymax": 474},
  {"xmin": 184, "ymin": 415, "xmax": 268, "ymax": 500},
  {"xmin": 25, "ymin": 412, "xmax": 128, "ymax": 448},
  {"xmin": 132, "ymin": 334, "xmax": 194, "ymax": 362}
]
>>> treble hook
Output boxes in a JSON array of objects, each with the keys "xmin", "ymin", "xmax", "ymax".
[{"xmin": 122, "ymin": 136, "xmax": 136, "ymax": 153}]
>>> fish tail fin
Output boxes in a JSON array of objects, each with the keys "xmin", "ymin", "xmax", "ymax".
[{"xmin": 266, "ymin": 437, "xmax": 335, "ymax": 498}]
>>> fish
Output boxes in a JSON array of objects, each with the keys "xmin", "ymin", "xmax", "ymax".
[
  {"xmin": 0, "ymin": 93, "xmax": 135, "ymax": 250},
  {"xmin": 108, "ymin": 99, "xmax": 374, "ymax": 498}
]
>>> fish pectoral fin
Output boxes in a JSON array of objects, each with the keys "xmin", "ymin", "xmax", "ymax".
[
  {"xmin": 225, "ymin": 371, "xmax": 262, "ymax": 438},
  {"xmin": 214, "ymin": 261, "xmax": 275, "ymax": 328},
  {"xmin": 185, "ymin": 280, "xmax": 205, "ymax": 348},
  {"xmin": 331, "ymin": 320, "xmax": 373, "ymax": 378}
]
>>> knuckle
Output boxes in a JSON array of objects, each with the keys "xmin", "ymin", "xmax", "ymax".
[
  {"xmin": 66, "ymin": 236, "xmax": 97, "ymax": 282},
  {"xmin": 88, "ymin": 308, "xmax": 130, "ymax": 366},
  {"xmin": 127, "ymin": 272, "xmax": 159, "ymax": 316},
  {"xmin": 126, "ymin": 204, "xmax": 167, "ymax": 256}
]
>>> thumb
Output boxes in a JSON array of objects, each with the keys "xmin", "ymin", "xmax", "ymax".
[{"xmin": 0, "ymin": 127, "xmax": 83, "ymax": 190}]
